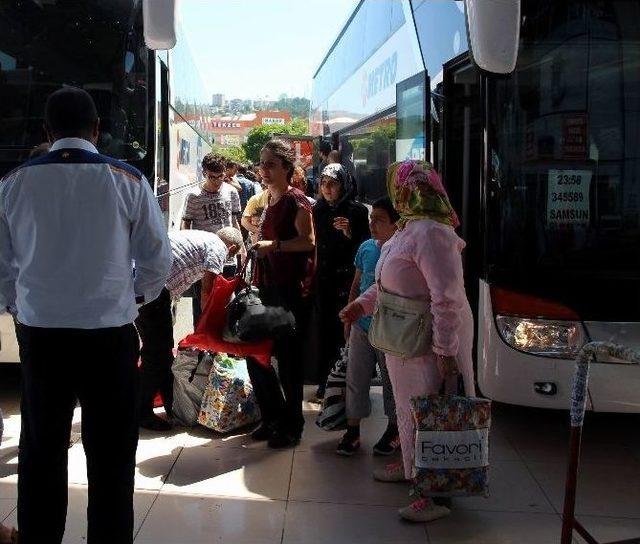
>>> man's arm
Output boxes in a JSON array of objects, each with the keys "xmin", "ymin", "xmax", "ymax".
[
  {"xmin": 131, "ymin": 177, "xmax": 172, "ymax": 304},
  {"xmin": 348, "ymin": 269, "xmax": 362, "ymax": 304},
  {"xmin": 0, "ymin": 196, "xmax": 17, "ymax": 314},
  {"xmin": 200, "ymin": 270, "xmax": 217, "ymax": 309},
  {"xmin": 180, "ymin": 193, "xmax": 193, "ymax": 230}
]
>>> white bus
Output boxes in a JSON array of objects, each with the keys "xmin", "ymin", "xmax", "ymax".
[
  {"xmin": 0, "ymin": 0, "xmax": 208, "ymax": 362},
  {"xmin": 311, "ymin": 0, "xmax": 640, "ymax": 412}
]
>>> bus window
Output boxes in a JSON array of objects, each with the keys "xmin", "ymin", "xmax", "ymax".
[
  {"xmin": 0, "ymin": 1, "xmax": 149, "ymax": 164},
  {"xmin": 486, "ymin": 0, "xmax": 640, "ymax": 321}
]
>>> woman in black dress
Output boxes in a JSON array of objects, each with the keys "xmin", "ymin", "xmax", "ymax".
[{"xmin": 312, "ymin": 163, "xmax": 370, "ymax": 398}]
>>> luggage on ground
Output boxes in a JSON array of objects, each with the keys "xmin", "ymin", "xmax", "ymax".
[
  {"xmin": 198, "ymin": 354, "xmax": 261, "ymax": 433},
  {"xmin": 171, "ymin": 349, "xmax": 213, "ymax": 426}
]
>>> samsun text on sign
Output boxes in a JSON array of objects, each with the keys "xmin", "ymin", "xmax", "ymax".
[{"xmin": 547, "ymin": 169, "xmax": 592, "ymax": 226}]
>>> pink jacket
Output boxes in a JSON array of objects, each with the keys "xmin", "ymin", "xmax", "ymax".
[{"xmin": 356, "ymin": 219, "xmax": 470, "ymax": 358}]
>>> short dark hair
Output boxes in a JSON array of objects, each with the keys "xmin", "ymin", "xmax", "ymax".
[
  {"xmin": 225, "ymin": 159, "xmax": 238, "ymax": 169},
  {"xmin": 29, "ymin": 142, "xmax": 51, "ymax": 159},
  {"xmin": 44, "ymin": 87, "xmax": 98, "ymax": 138},
  {"xmin": 319, "ymin": 140, "xmax": 332, "ymax": 156},
  {"xmin": 372, "ymin": 197, "xmax": 400, "ymax": 223},
  {"xmin": 202, "ymin": 152, "xmax": 226, "ymax": 172},
  {"xmin": 261, "ymin": 139, "xmax": 296, "ymax": 181}
]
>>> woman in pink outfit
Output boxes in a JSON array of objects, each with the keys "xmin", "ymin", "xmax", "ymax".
[{"xmin": 340, "ymin": 159, "xmax": 475, "ymax": 523}]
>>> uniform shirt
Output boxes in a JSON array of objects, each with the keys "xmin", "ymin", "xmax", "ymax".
[
  {"xmin": 354, "ymin": 238, "xmax": 381, "ymax": 332},
  {"xmin": 0, "ymin": 138, "xmax": 171, "ymax": 328},
  {"xmin": 182, "ymin": 183, "xmax": 240, "ymax": 233},
  {"xmin": 166, "ymin": 230, "xmax": 228, "ymax": 298}
]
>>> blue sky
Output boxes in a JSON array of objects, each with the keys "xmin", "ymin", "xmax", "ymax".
[{"xmin": 178, "ymin": 0, "xmax": 359, "ymax": 101}]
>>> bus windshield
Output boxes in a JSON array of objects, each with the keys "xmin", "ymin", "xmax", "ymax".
[
  {"xmin": 0, "ymin": 0, "xmax": 148, "ymax": 164},
  {"xmin": 487, "ymin": 1, "xmax": 640, "ymax": 321}
]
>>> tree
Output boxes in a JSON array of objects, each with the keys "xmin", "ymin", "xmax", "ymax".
[
  {"xmin": 273, "ymin": 96, "xmax": 311, "ymax": 119},
  {"xmin": 212, "ymin": 144, "xmax": 247, "ymax": 164},
  {"xmin": 243, "ymin": 119, "xmax": 309, "ymax": 163}
]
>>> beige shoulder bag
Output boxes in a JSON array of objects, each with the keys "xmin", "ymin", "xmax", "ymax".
[{"xmin": 368, "ymin": 249, "xmax": 432, "ymax": 359}]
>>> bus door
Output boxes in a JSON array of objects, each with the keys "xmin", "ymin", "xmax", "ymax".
[
  {"xmin": 154, "ymin": 56, "xmax": 170, "ymax": 228},
  {"xmin": 439, "ymin": 55, "xmax": 483, "ymax": 311}
]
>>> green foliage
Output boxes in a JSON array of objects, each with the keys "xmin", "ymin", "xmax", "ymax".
[
  {"xmin": 273, "ymin": 96, "xmax": 311, "ymax": 119},
  {"xmin": 352, "ymin": 123, "xmax": 397, "ymax": 160},
  {"xmin": 242, "ymin": 119, "xmax": 309, "ymax": 163},
  {"xmin": 212, "ymin": 144, "xmax": 248, "ymax": 164}
]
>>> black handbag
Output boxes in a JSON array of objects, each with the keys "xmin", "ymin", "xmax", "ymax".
[{"xmin": 223, "ymin": 251, "xmax": 296, "ymax": 343}]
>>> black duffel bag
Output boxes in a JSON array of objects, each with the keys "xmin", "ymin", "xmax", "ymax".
[{"xmin": 223, "ymin": 251, "xmax": 296, "ymax": 343}]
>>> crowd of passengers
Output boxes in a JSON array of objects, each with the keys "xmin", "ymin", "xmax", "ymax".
[{"xmin": 0, "ymin": 87, "xmax": 475, "ymax": 542}]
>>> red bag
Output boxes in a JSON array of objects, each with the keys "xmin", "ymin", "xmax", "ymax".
[{"xmin": 179, "ymin": 274, "xmax": 273, "ymax": 368}]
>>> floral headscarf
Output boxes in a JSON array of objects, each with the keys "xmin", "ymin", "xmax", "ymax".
[{"xmin": 387, "ymin": 160, "xmax": 460, "ymax": 229}]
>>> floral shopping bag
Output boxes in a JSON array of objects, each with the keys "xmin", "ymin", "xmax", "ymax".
[
  {"xmin": 410, "ymin": 378, "xmax": 491, "ymax": 497},
  {"xmin": 198, "ymin": 354, "xmax": 261, "ymax": 433}
]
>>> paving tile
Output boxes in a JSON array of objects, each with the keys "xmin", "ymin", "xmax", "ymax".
[
  {"xmin": 4, "ymin": 485, "xmax": 157, "ymax": 543},
  {"xmin": 289, "ymin": 449, "xmax": 410, "ymax": 507},
  {"xmin": 571, "ymin": 516, "xmax": 640, "ymax": 543},
  {"xmin": 0, "ymin": 499, "xmax": 15, "ymax": 522},
  {"xmin": 68, "ymin": 436, "xmax": 183, "ymax": 490},
  {"xmin": 297, "ymin": 412, "xmax": 389, "ymax": 453},
  {"xmin": 135, "ymin": 495, "xmax": 285, "ymax": 544},
  {"xmin": 282, "ymin": 501, "xmax": 426, "ymax": 544},
  {"xmin": 488, "ymin": 427, "xmax": 521, "ymax": 462},
  {"xmin": 427, "ymin": 510, "xmax": 563, "ymax": 544},
  {"xmin": 454, "ymin": 460, "xmax": 556, "ymax": 514},
  {"xmin": 162, "ymin": 445, "xmax": 293, "ymax": 500},
  {"xmin": 528, "ymin": 461, "xmax": 640, "ymax": 518}
]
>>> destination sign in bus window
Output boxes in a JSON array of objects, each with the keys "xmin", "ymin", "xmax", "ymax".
[{"xmin": 547, "ymin": 170, "xmax": 592, "ymax": 226}]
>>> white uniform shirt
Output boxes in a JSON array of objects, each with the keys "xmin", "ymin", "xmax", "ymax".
[{"xmin": 0, "ymin": 138, "xmax": 171, "ymax": 328}]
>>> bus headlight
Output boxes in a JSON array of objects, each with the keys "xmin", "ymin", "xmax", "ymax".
[{"xmin": 495, "ymin": 316, "xmax": 586, "ymax": 358}]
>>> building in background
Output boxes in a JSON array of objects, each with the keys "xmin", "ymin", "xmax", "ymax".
[
  {"xmin": 211, "ymin": 93, "xmax": 225, "ymax": 108},
  {"xmin": 194, "ymin": 110, "xmax": 292, "ymax": 149}
]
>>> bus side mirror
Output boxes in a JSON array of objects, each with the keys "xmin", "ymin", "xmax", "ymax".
[
  {"xmin": 465, "ymin": 0, "xmax": 520, "ymax": 74},
  {"xmin": 143, "ymin": 0, "xmax": 177, "ymax": 50}
]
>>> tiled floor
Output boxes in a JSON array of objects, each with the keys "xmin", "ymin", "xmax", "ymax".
[
  {"xmin": 0, "ymin": 300, "xmax": 638, "ymax": 543},
  {"xmin": 1, "ymin": 385, "xmax": 639, "ymax": 543}
]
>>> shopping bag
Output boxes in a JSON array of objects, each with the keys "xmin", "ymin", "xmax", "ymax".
[
  {"xmin": 179, "ymin": 273, "xmax": 273, "ymax": 367},
  {"xmin": 171, "ymin": 349, "xmax": 213, "ymax": 426},
  {"xmin": 198, "ymin": 354, "xmax": 261, "ymax": 433},
  {"xmin": 316, "ymin": 347, "xmax": 348, "ymax": 431},
  {"xmin": 410, "ymin": 377, "xmax": 491, "ymax": 497}
]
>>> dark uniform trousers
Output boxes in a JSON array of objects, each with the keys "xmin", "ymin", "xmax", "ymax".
[
  {"xmin": 16, "ymin": 323, "xmax": 140, "ymax": 544},
  {"xmin": 135, "ymin": 288, "xmax": 174, "ymax": 415}
]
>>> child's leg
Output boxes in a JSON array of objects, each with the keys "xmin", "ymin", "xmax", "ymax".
[
  {"xmin": 375, "ymin": 350, "xmax": 397, "ymax": 425},
  {"xmin": 345, "ymin": 324, "xmax": 378, "ymax": 422}
]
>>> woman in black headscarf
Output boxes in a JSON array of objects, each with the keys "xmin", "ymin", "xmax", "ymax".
[{"xmin": 312, "ymin": 163, "xmax": 370, "ymax": 398}]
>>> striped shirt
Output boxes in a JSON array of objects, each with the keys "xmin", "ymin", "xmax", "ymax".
[
  {"xmin": 166, "ymin": 230, "xmax": 228, "ymax": 298},
  {"xmin": 182, "ymin": 183, "xmax": 240, "ymax": 233}
]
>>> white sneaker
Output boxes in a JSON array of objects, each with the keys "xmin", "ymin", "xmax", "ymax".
[
  {"xmin": 373, "ymin": 461, "xmax": 407, "ymax": 482},
  {"xmin": 398, "ymin": 497, "xmax": 450, "ymax": 523}
]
